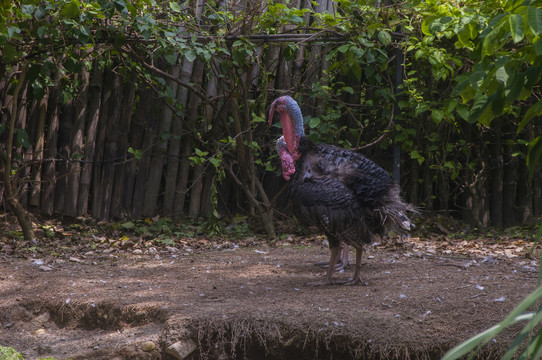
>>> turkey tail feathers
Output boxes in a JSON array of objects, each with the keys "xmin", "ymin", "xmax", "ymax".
[{"xmin": 372, "ymin": 186, "xmax": 419, "ymax": 233}]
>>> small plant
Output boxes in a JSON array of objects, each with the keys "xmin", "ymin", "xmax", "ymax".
[{"xmin": 0, "ymin": 346, "xmax": 24, "ymax": 360}]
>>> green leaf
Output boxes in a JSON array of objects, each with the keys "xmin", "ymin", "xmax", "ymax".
[
  {"xmin": 431, "ymin": 109, "xmax": 444, "ymax": 125},
  {"xmin": 120, "ymin": 221, "xmax": 135, "ymax": 229},
  {"xmin": 61, "ymin": 2, "xmax": 79, "ymax": 18},
  {"xmin": 534, "ymin": 37, "xmax": 542, "ymax": 56},
  {"xmin": 184, "ymin": 50, "xmax": 196, "ymax": 62},
  {"xmin": 527, "ymin": 136, "xmax": 542, "ymax": 175},
  {"xmin": 309, "ymin": 117, "xmax": 320, "ymax": 129},
  {"xmin": 421, "ymin": 16, "xmax": 435, "ymax": 35},
  {"xmin": 377, "ymin": 30, "xmax": 391, "ymax": 46},
  {"xmin": 15, "ymin": 129, "xmax": 30, "ymax": 148},
  {"xmin": 527, "ymin": 6, "xmax": 542, "ymax": 36},
  {"xmin": 468, "ymin": 95, "xmax": 493, "ymax": 125},
  {"xmin": 350, "ymin": 62, "xmax": 362, "ymax": 80},
  {"xmin": 495, "ymin": 65, "xmax": 509, "ymax": 85},
  {"xmin": 7, "ymin": 26, "xmax": 21, "ymax": 38},
  {"xmin": 169, "ymin": 1, "xmax": 181, "ymax": 12},
  {"xmin": 509, "ymin": 14, "xmax": 525, "ymax": 43},
  {"xmin": 209, "ymin": 157, "xmax": 221, "ymax": 168},
  {"xmin": 429, "ymin": 16, "xmax": 453, "ymax": 34},
  {"xmin": 505, "ymin": 71, "xmax": 525, "ymax": 101},
  {"xmin": 456, "ymin": 104, "xmax": 469, "ymax": 121},
  {"xmin": 502, "ymin": 308, "xmax": 542, "ymax": 360},
  {"xmin": 164, "ymin": 53, "xmax": 177, "ymax": 65},
  {"xmin": 482, "ymin": 19, "xmax": 507, "ymax": 57},
  {"xmin": 2, "ymin": 44, "xmax": 16, "ymax": 63},
  {"xmin": 443, "ymin": 286, "xmax": 542, "ymax": 360},
  {"xmin": 410, "ymin": 150, "xmax": 425, "ymax": 165},
  {"xmin": 518, "ymin": 101, "xmax": 542, "ymax": 134}
]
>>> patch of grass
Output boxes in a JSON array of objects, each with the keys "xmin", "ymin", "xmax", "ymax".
[
  {"xmin": 0, "ymin": 346, "xmax": 23, "ymax": 360},
  {"xmin": 0, "ymin": 345, "xmax": 67, "ymax": 360}
]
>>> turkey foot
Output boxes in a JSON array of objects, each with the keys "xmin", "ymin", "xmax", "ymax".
[
  {"xmin": 344, "ymin": 277, "xmax": 368, "ymax": 286},
  {"xmin": 342, "ymin": 248, "xmax": 367, "ymax": 286},
  {"xmin": 306, "ymin": 279, "xmax": 337, "ymax": 286}
]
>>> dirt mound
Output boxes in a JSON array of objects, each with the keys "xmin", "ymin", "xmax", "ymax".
[{"xmin": 0, "ymin": 235, "xmax": 538, "ymax": 359}]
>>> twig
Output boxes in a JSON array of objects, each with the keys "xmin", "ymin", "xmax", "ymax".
[{"xmin": 351, "ymin": 104, "xmax": 395, "ymax": 151}]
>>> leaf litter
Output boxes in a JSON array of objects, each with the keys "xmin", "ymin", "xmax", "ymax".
[{"xmin": 0, "ymin": 213, "xmax": 541, "ymax": 359}]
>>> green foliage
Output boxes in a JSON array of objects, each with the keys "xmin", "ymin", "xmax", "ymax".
[
  {"xmin": 0, "ymin": 346, "xmax": 24, "ymax": 360},
  {"xmin": 443, "ymin": 276, "xmax": 542, "ymax": 359},
  {"xmin": 0, "ymin": 345, "xmax": 62, "ymax": 360},
  {"xmin": 127, "ymin": 147, "xmax": 143, "ymax": 160},
  {"xmin": 413, "ymin": 0, "xmax": 542, "ymax": 173}
]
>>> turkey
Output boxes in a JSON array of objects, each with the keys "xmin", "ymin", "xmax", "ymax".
[{"xmin": 269, "ymin": 95, "xmax": 416, "ymax": 286}]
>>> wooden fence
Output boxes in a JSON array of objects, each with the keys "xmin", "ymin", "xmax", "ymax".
[{"xmin": 1, "ymin": 0, "xmax": 541, "ymax": 236}]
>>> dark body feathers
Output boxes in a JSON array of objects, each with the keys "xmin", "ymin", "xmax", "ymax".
[{"xmin": 291, "ymin": 137, "xmax": 412, "ymax": 251}]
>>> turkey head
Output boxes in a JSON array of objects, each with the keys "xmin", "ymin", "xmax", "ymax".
[{"xmin": 269, "ymin": 96, "xmax": 305, "ymax": 180}]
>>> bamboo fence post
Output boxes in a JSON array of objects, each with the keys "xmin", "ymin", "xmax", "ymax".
[
  {"xmin": 185, "ymin": 60, "xmax": 205, "ymax": 218},
  {"xmin": 98, "ymin": 74, "xmax": 122, "ymax": 220},
  {"xmin": 110, "ymin": 79, "xmax": 136, "ymax": 218},
  {"xmin": 41, "ymin": 70, "xmax": 61, "ymax": 215},
  {"xmin": 169, "ymin": 51, "xmax": 197, "ymax": 217},
  {"xmin": 91, "ymin": 69, "xmax": 114, "ymax": 219},
  {"xmin": 142, "ymin": 64, "xmax": 180, "ymax": 217},
  {"xmin": 129, "ymin": 89, "xmax": 158, "ymax": 218},
  {"xmin": 54, "ymin": 97, "xmax": 74, "ymax": 213},
  {"xmin": 65, "ymin": 68, "xmax": 89, "ymax": 216},
  {"xmin": 78, "ymin": 63, "xmax": 102, "ymax": 215}
]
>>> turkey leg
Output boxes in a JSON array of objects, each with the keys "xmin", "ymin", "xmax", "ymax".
[
  {"xmin": 315, "ymin": 242, "xmax": 349, "ymax": 270},
  {"xmin": 307, "ymin": 246, "xmax": 340, "ymax": 286},
  {"xmin": 345, "ymin": 247, "xmax": 367, "ymax": 286}
]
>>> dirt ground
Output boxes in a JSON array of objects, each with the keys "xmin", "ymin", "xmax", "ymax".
[{"xmin": 0, "ymin": 220, "xmax": 540, "ymax": 360}]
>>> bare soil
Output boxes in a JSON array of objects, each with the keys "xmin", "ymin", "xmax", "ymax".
[{"xmin": 0, "ymin": 221, "xmax": 539, "ymax": 360}]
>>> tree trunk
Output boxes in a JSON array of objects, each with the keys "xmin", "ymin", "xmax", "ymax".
[
  {"xmin": 30, "ymin": 89, "xmax": 48, "ymax": 208},
  {"xmin": 1, "ymin": 65, "xmax": 35, "ymax": 239},
  {"xmin": 17, "ymin": 82, "xmax": 30, "ymax": 207}
]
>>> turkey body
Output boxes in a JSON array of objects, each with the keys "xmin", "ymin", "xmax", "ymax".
[
  {"xmin": 291, "ymin": 137, "xmax": 410, "ymax": 285},
  {"xmin": 269, "ymin": 95, "xmax": 415, "ymax": 285}
]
